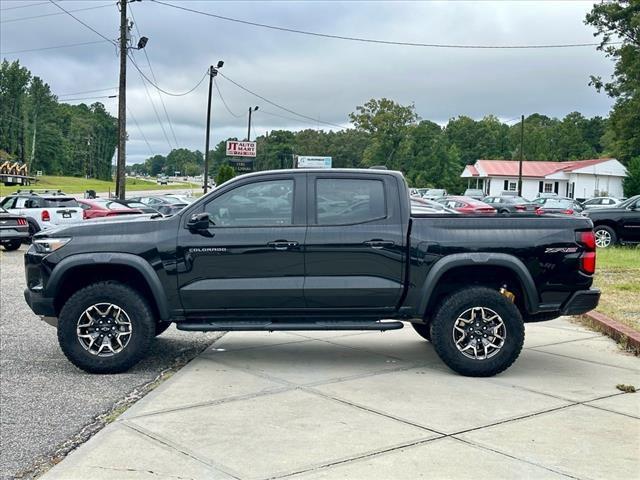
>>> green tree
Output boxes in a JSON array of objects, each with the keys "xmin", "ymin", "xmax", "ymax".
[
  {"xmin": 215, "ymin": 164, "xmax": 235, "ymax": 185},
  {"xmin": 349, "ymin": 98, "xmax": 418, "ymax": 168},
  {"xmin": 586, "ymin": 1, "xmax": 640, "ymax": 163},
  {"xmin": 623, "ymin": 156, "xmax": 640, "ymax": 196}
]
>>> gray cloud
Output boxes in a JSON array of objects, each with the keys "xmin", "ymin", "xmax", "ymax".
[{"xmin": 1, "ymin": 0, "xmax": 614, "ymax": 164}]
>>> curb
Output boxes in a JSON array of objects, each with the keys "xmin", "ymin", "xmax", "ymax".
[{"xmin": 582, "ymin": 310, "xmax": 640, "ymax": 353}]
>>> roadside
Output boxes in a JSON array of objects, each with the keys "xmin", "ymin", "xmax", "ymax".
[
  {"xmin": 591, "ymin": 246, "xmax": 640, "ymax": 332},
  {"xmin": 0, "ymin": 247, "xmax": 221, "ymax": 480},
  {"xmin": 0, "ymin": 175, "xmax": 197, "ymax": 196}
]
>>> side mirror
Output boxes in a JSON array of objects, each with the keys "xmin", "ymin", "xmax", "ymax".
[{"xmin": 187, "ymin": 212, "xmax": 211, "ymax": 231}]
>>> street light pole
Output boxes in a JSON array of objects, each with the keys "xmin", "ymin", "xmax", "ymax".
[
  {"xmin": 203, "ymin": 60, "xmax": 223, "ymax": 194},
  {"xmin": 247, "ymin": 106, "xmax": 258, "ymax": 141}
]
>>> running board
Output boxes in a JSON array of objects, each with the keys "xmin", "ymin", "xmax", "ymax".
[{"xmin": 176, "ymin": 320, "xmax": 405, "ymax": 332}]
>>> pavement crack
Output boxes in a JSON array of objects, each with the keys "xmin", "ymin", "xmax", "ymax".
[{"xmin": 88, "ymin": 465, "xmax": 196, "ymax": 480}]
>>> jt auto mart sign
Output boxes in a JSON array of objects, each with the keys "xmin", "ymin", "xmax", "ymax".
[{"xmin": 226, "ymin": 141, "xmax": 256, "ymax": 157}]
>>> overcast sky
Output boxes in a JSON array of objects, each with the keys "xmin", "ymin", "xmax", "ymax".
[{"xmin": 1, "ymin": 0, "xmax": 615, "ymax": 165}]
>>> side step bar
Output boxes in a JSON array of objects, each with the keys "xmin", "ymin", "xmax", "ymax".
[{"xmin": 176, "ymin": 320, "xmax": 405, "ymax": 332}]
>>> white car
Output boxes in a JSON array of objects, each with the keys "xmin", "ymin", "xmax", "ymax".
[
  {"xmin": 0, "ymin": 190, "xmax": 83, "ymax": 235},
  {"xmin": 581, "ymin": 197, "xmax": 621, "ymax": 209}
]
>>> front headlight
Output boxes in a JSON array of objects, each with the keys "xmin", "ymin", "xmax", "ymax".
[{"xmin": 32, "ymin": 238, "xmax": 71, "ymax": 254}]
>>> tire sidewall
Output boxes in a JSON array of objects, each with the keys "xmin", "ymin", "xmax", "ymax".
[
  {"xmin": 58, "ymin": 283, "xmax": 154, "ymax": 373},
  {"xmin": 431, "ymin": 287, "xmax": 524, "ymax": 377}
]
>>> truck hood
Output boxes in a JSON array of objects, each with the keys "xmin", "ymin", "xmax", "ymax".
[{"xmin": 34, "ymin": 213, "xmax": 170, "ymax": 239}]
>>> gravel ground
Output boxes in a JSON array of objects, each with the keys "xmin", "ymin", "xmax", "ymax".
[{"xmin": 0, "ymin": 246, "xmax": 221, "ymax": 479}]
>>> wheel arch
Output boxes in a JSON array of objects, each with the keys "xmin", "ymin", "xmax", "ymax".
[
  {"xmin": 48, "ymin": 253, "xmax": 170, "ymax": 321},
  {"xmin": 418, "ymin": 253, "xmax": 538, "ymax": 319}
]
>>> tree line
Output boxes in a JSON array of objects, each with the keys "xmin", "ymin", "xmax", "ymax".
[{"xmin": 0, "ymin": 59, "xmax": 117, "ymax": 180}]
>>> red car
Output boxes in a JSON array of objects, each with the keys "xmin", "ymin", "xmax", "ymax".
[
  {"xmin": 436, "ymin": 196, "xmax": 497, "ymax": 214},
  {"xmin": 78, "ymin": 199, "xmax": 143, "ymax": 219}
]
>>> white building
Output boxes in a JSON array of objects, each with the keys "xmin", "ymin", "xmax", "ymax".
[{"xmin": 461, "ymin": 158, "xmax": 627, "ymax": 200}]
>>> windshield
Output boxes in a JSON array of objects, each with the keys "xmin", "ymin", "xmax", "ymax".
[
  {"xmin": 542, "ymin": 199, "xmax": 574, "ymax": 209},
  {"xmin": 44, "ymin": 198, "xmax": 79, "ymax": 207},
  {"xmin": 427, "ymin": 189, "xmax": 445, "ymax": 196},
  {"xmin": 161, "ymin": 196, "xmax": 188, "ymax": 205},
  {"xmin": 618, "ymin": 195, "xmax": 640, "ymax": 209},
  {"xmin": 505, "ymin": 196, "xmax": 529, "ymax": 204}
]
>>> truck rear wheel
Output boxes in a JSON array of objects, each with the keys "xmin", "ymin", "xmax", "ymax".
[
  {"xmin": 57, "ymin": 282, "xmax": 155, "ymax": 373},
  {"xmin": 431, "ymin": 287, "xmax": 524, "ymax": 377}
]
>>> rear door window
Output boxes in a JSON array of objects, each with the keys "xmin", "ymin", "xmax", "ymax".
[
  {"xmin": 316, "ymin": 178, "xmax": 386, "ymax": 225},
  {"xmin": 44, "ymin": 198, "xmax": 79, "ymax": 208}
]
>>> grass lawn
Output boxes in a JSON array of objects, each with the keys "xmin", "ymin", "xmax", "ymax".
[
  {"xmin": 0, "ymin": 176, "xmax": 198, "ymax": 196},
  {"xmin": 591, "ymin": 246, "xmax": 640, "ymax": 333}
]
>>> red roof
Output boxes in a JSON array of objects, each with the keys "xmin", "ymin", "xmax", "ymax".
[{"xmin": 471, "ymin": 158, "xmax": 613, "ymax": 178}]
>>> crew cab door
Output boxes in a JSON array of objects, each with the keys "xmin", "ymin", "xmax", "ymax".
[
  {"xmin": 304, "ymin": 173, "xmax": 406, "ymax": 310},
  {"xmin": 620, "ymin": 197, "xmax": 640, "ymax": 241},
  {"xmin": 176, "ymin": 174, "xmax": 307, "ymax": 313}
]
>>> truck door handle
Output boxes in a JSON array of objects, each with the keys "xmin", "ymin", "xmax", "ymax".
[
  {"xmin": 267, "ymin": 240, "xmax": 299, "ymax": 251},
  {"xmin": 364, "ymin": 240, "xmax": 395, "ymax": 250}
]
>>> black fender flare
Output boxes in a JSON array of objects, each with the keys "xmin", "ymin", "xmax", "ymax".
[
  {"xmin": 417, "ymin": 253, "xmax": 539, "ymax": 315},
  {"xmin": 46, "ymin": 252, "xmax": 170, "ymax": 320}
]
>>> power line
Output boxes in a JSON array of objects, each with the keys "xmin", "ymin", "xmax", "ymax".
[
  {"xmin": 260, "ymin": 109, "xmax": 323, "ymax": 128},
  {"xmin": 129, "ymin": 2, "xmax": 179, "ymax": 147},
  {"xmin": 0, "ymin": 40, "xmax": 110, "ymax": 55},
  {"xmin": 132, "ymin": 52, "xmax": 174, "ymax": 151},
  {"xmin": 47, "ymin": 0, "xmax": 116, "ymax": 45},
  {"xmin": 2, "ymin": 3, "xmax": 114, "ymax": 24},
  {"xmin": 127, "ymin": 106, "xmax": 155, "ymax": 157},
  {"xmin": 128, "ymin": 54, "xmax": 208, "ymax": 96},
  {"xmin": 217, "ymin": 72, "xmax": 344, "ymax": 129},
  {"xmin": 1, "ymin": 2, "xmax": 52, "ymax": 12},
  {"xmin": 60, "ymin": 95, "xmax": 117, "ymax": 102},
  {"xmin": 213, "ymin": 78, "xmax": 243, "ymax": 118},
  {"xmin": 58, "ymin": 87, "xmax": 118, "ymax": 97},
  {"xmin": 150, "ymin": 0, "xmax": 619, "ymax": 50}
]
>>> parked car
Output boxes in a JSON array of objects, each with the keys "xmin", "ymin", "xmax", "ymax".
[
  {"xmin": 536, "ymin": 192, "xmax": 558, "ymax": 199},
  {"xmin": 581, "ymin": 197, "xmax": 621, "ymax": 210},
  {"xmin": 410, "ymin": 198, "xmax": 459, "ymax": 214},
  {"xmin": 78, "ymin": 199, "xmax": 144, "ymax": 219},
  {"xmin": 0, "ymin": 207, "xmax": 29, "ymax": 251},
  {"xmin": 111, "ymin": 199, "xmax": 160, "ymax": 214},
  {"xmin": 535, "ymin": 198, "xmax": 585, "ymax": 216},
  {"xmin": 157, "ymin": 175, "xmax": 168, "ymax": 185},
  {"xmin": 25, "ymin": 169, "xmax": 600, "ymax": 377},
  {"xmin": 128, "ymin": 195, "xmax": 189, "ymax": 216},
  {"xmin": 463, "ymin": 189, "xmax": 485, "ymax": 200},
  {"xmin": 162, "ymin": 194, "xmax": 195, "ymax": 205},
  {"xmin": 0, "ymin": 189, "xmax": 83, "ymax": 238},
  {"xmin": 585, "ymin": 195, "xmax": 640, "ymax": 248},
  {"xmin": 421, "ymin": 188, "xmax": 447, "ymax": 200},
  {"xmin": 482, "ymin": 195, "xmax": 537, "ymax": 215},
  {"xmin": 436, "ymin": 196, "xmax": 496, "ymax": 214}
]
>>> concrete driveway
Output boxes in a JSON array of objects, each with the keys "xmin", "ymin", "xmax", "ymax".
[{"xmin": 43, "ymin": 318, "xmax": 639, "ymax": 480}]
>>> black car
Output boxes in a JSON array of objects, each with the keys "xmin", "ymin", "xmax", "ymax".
[
  {"xmin": 482, "ymin": 195, "xmax": 537, "ymax": 214},
  {"xmin": 24, "ymin": 169, "xmax": 599, "ymax": 377},
  {"xmin": 128, "ymin": 195, "xmax": 188, "ymax": 216},
  {"xmin": 585, "ymin": 195, "xmax": 640, "ymax": 248},
  {"xmin": 0, "ymin": 207, "xmax": 29, "ymax": 250}
]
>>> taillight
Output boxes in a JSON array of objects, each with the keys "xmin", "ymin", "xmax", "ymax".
[
  {"xmin": 515, "ymin": 205, "xmax": 526, "ymax": 211},
  {"xmin": 82, "ymin": 210, "xmax": 88, "ymax": 219},
  {"xmin": 17, "ymin": 218, "xmax": 27, "ymax": 225},
  {"xmin": 41, "ymin": 210, "xmax": 50, "ymax": 222},
  {"xmin": 577, "ymin": 231, "xmax": 596, "ymax": 274},
  {"xmin": 563, "ymin": 209, "xmax": 574, "ymax": 215},
  {"xmin": 536, "ymin": 209, "xmax": 545, "ymax": 215}
]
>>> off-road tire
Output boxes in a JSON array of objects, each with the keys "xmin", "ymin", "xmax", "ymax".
[
  {"xmin": 594, "ymin": 225, "xmax": 616, "ymax": 248},
  {"xmin": 2, "ymin": 240, "xmax": 22, "ymax": 251},
  {"xmin": 431, "ymin": 287, "xmax": 525, "ymax": 377},
  {"xmin": 57, "ymin": 281, "xmax": 155, "ymax": 373},
  {"xmin": 155, "ymin": 321, "xmax": 172, "ymax": 336},
  {"xmin": 412, "ymin": 322, "xmax": 432, "ymax": 341}
]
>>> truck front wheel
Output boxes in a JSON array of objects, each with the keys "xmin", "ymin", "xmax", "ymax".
[
  {"xmin": 431, "ymin": 287, "xmax": 524, "ymax": 377},
  {"xmin": 57, "ymin": 282, "xmax": 155, "ymax": 373}
]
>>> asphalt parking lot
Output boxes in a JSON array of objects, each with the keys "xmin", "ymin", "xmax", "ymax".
[{"xmin": 0, "ymin": 246, "xmax": 220, "ymax": 479}]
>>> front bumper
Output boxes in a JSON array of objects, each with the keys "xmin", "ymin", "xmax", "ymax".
[
  {"xmin": 24, "ymin": 287, "xmax": 56, "ymax": 317},
  {"xmin": 561, "ymin": 288, "xmax": 601, "ymax": 315}
]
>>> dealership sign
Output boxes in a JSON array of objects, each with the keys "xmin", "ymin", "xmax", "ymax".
[
  {"xmin": 297, "ymin": 156, "xmax": 332, "ymax": 169},
  {"xmin": 226, "ymin": 141, "xmax": 256, "ymax": 157}
]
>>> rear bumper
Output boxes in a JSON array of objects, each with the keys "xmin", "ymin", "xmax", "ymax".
[
  {"xmin": 24, "ymin": 288, "xmax": 56, "ymax": 317},
  {"xmin": 561, "ymin": 288, "xmax": 601, "ymax": 315},
  {"xmin": 0, "ymin": 229, "xmax": 29, "ymax": 241}
]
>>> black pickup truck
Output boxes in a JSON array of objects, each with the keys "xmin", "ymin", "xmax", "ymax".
[{"xmin": 24, "ymin": 169, "xmax": 599, "ymax": 376}]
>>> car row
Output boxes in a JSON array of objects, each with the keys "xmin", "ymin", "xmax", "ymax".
[{"xmin": 0, "ymin": 190, "xmax": 195, "ymax": 244}]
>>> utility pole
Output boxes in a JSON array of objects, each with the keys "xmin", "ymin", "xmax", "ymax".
[
  {"xmin": 116, "ymin": 0, "xmax": 128, "ymax": 199},
  {"xmin": 517, "ymin": 114, "xmax": 524, "ymax": 197},
  {"xmin": 203, "ymin": 61, "xmax": 223, "ymax": 194},
  {"xmin": 247, "ymin": 106, "xmax": 258, "ymax": 141}
]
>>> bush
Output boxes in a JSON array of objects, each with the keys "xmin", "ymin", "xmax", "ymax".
[
  {"xmin": 215, "ymin": 164, "xmax": 235, "ymax": 186},
  {"xmin": 623, "ymin": 157, "xmax": 640, "ymax": 197}
]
